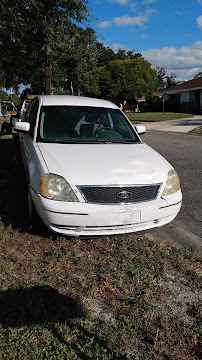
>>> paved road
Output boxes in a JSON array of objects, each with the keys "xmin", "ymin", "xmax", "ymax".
[{"xmin": 142, "ymin": 131, "xmax": 202, "ymax": 249}]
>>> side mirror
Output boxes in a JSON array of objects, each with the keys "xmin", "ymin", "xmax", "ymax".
[
  {"xmin": 135, "ymin": 125, "xmax": 146, "ymax": 135},
  {"xmin": 14, "ymin": 121, "xmax": 30, "ymax": 133}
]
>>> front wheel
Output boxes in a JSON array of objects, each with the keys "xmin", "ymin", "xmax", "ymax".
[
  {"xmin": 27, "ymin": 187, "xmax": 48, "ymax": 235},
  {"xmin": 27, "ymin": 187, "xmax": 39, "ymax": 227}
]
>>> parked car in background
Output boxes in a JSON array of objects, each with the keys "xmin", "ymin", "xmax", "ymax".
[{"xmin": 14, "ymin": 95, "xmax": 182, "ymax": 237}]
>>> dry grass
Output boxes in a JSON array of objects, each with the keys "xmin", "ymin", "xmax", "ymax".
[
  {"xmin": 0, "ymin": 135, "xmax": 201, "ymax": 359},
  {"xmin": 0, "ymin": 224, "xmax": 201, "ymax": 359}
]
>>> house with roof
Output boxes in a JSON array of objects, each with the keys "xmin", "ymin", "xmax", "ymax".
[{"xmin": 161, "ymin": 77, "xmax": 202, "ymax": 113}]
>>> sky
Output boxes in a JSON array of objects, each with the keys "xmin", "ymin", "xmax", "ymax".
[{"xmin": 88, "ymin": 0, "xmax": 202, "ymax": 80}]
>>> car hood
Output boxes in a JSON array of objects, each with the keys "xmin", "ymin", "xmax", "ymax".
[{"xmin": 38, "ymin": 143, "xmax": 172, "ymax": 186}]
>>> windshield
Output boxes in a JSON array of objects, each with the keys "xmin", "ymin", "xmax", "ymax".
[{"xmin": 37, "ymin": 106, "xmax": 140, "ymax": 143}]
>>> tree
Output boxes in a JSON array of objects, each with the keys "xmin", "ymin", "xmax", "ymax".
[
  {"xmin": 52, "ymin": 26, "xmax": 99, "ymax": 95},
  {"xmin": 0, "ymin": 88, "xmax": 21, "ymax": 107},
  {"xmin": 154, "ymin": 67, "xmax": 182, "ymax": 90},
  {"xmin": 126, "ymin": 50, "xmax": 142, "ymax": 60},
  {"xmin": 0, "ymin": 0, "xmax": 93, "ymax": 93},
  {"xmin": 0, "ymin": 73, "xmax": 6, "ymax": 88},
  {"xmin": 165, "ymin": 73, "xmax": 179, "ymax": 88},
  {"xmin": 96, "ymin": 45, "xmax": 117, "ymax": 67},
  {"xmin": 95, "ymin": 46, "xmax": 142, "ymax": 67},
  {"xmin": 155, "ymin": 67, "xmax": 167, "ymax": 90},
  {"xmin": 194, "ymin": 72, "xmax": 202, "ymax": 79},
  {"xmin": 82, "ymin": 57, "xmax": 156, "ymax": 104}
]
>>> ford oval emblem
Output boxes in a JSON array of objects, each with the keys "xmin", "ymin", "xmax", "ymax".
[{"xmin": 117, "ymin": 190, "xmax": 132, "ymax": 200}]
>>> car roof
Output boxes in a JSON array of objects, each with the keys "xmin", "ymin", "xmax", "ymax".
[{"xmin": 38, "ymin": 95, "xmax": 118, "ymax": 109}]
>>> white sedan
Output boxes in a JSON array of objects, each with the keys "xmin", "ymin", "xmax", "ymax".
[{"xmin": 14, "ymin": 95, "xmax": 182, "ymax": 237}]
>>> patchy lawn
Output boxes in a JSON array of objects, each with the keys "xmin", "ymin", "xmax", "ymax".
[
  {"xmin": 126, "ymin": 112, "xmax": 193, "ymax": 123},
  {"xmin": 0, "ymin": 135, "xmax": 201, "ymax": 359},
  {"xmin": 0, "ymin": 225, "xmax": 201, "ymax": 359}
]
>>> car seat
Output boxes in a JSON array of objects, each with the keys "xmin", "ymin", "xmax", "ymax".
[{"xmin": 79, "ymin": 112, "xmax": 100, "ymax": 138}]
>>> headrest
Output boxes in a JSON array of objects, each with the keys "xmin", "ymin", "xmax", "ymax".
[{"xmin": 85, "ymin": 113, "xmax": 99, "ymax": 123}]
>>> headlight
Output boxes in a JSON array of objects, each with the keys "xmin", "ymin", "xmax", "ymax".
[
  {"xmin": 162, "ymin": 169, "xmax": 180, "ymax": 196},
  {"xmin": 40, "ymin": 174, "xmax": 79, "ymax": 202}
]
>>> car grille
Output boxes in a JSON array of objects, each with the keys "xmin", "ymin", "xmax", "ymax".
[{"xmin": 77, "ymin": 185, "xmax": 161, "ymax": 204}]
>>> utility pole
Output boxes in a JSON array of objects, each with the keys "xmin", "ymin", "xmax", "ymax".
[
  {"xmin": 42, "ymin": 43, "xmax": 52, "ymax": 95},
  {"xmin": 162, "ymin": 96, "xmax": 165, "ymax": 118}
]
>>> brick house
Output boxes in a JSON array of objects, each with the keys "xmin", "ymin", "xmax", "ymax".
[{"xmin": 161, "ymin": 78, "xmax": 202, "ymax": 113}]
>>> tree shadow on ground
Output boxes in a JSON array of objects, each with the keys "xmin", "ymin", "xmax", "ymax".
[
  {"xmin": 0, "ymin": 285, "xmax": 84, "ymax": 327},
  {"xmin": 0, "ymin": 121, "xmax": 12, "ymax": 135},
  {"xmin": 0, "ymin": 285, "xmax": 125, "ymax": 359},
  {"xmin": 0, "ymin": 137, "xmax": 54, "ymax": 238},
  {"xmin": 174, "ymin": 119, "xmax": 202, "ymax": 126}
]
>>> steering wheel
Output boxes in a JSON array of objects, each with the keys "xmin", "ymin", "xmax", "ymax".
[{"xmin": 94, "ymin": 127, "xmax": 113, "ymax": 137}]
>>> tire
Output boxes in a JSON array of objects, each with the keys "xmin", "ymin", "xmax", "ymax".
[
  {"xmin": 27, "ymin": 187, "xmax": 39, "ymax": 228},
  {"xmin": 27, "ymin": 187, "xmax": 48, "ymax": 236}
]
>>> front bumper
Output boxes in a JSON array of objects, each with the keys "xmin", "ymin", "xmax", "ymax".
[{"xmin": 31, "ymin": 189, "xmax": 182, "ymax": 236}]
